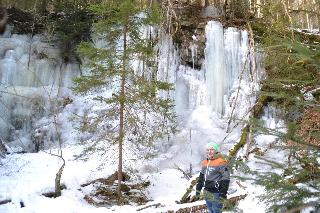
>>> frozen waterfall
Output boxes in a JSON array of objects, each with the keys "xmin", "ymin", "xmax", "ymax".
[
  {"xmin": 204, "ymin": 21, "xmax": 226, "ymax": 115},
  {"xmin": 154, "ymin": 22, "xmax": 262, "ymax": 170},
  {"xmin": 157, "ymin": 21, "xmax": 260, "ymax": 121},
  {"xmin": 0, "ymin": 20, "xmax": 262, "ymax": 153},
  {"xmin": 0, "ymin": 27, "xmax": 80, "ymax": 151},
  {"xmin": 0, "ymin": 34, "xmax": 79, "ymax": 87},
  {"xmin": 205, "ymin": 21, "xmax": 251, "ymax": 116}
]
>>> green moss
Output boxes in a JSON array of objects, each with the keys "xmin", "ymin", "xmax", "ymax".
[
  {"xmin": 251, "ymin": 20, "xmax": 267, "ymax": 40},
  {"xmin": 227, "ymin": 125, "xmax": 249, "ymax": 162}
]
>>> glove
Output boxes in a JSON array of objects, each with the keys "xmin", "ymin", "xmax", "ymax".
[{"xmin": 219, "ymin": 193, "xmax": 227, "ymax": 199}]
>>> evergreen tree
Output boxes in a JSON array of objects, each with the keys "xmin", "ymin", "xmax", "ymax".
[
  {"xmin": 73, "ymin": 0, "xmax": 176, "ymax": 198},
  {"xmin": 242, "ymin": 1, "xmax": 320, "ymax": 211}
]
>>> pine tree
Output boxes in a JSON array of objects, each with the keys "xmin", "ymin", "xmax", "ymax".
[
  {"xmin": 73, "ymin": 0, "xmax": 176, "ymax": 198},
  {"xmin": 242, "ymin": 1, "xmax": 320, "ymax": 211}
]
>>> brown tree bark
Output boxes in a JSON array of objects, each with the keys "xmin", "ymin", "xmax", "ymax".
[
  {"xmin": 117, "ymin": 23, "xmax": 128, "ymax": 198},
  {"xmin": 0, "ymin": 138, "xmax": 7, "ymax": 157},
  {"xmin": 55, "ymin": 157, "xmax": 65, "ymax": 197}
]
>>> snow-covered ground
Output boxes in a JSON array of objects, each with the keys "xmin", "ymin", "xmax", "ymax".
[{"xmin": 0, "ymin": 105, "xmax": 289, "ymax": 213}]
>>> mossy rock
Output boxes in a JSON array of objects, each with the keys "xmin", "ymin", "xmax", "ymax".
[{"xmin": 7, "ymin": 7, "xmax": 45, "ymax": 34}]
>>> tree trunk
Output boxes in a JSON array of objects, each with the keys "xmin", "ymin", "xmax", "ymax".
[
  {"xmin": 55, "ymin": 155, "xmax": 65, "ymax": 197},
  {"xmin": 0, "ymin": 7, "xmax": 8, "ymax": 34},
  {"xmin": 223, "ymin": 0, "xmax": 228, "ymax": 16},
  {"xmin": 250, "ymin": 0, "xmax": 257, "ymax": 15},
  {"xmin": 38, "ymin": 0, "xmax": 48, "ymax": 13},
  {"xmin": 117, "ymin": 23, "xmax": 128, "ymax": 198},
  {"xmin": 0, "ymin": 138, "xmax": 7, "ymax": 158}
]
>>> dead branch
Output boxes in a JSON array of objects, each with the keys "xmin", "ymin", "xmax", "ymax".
[
  {"xmin": 289, "ymin": 9, "xmax": 320, "ymax": 16},
  {"xmin": 174, "ymin": 163, "xmax": 191, "ymax": 180},
  {"xmin": 136, "ymin": 203, "xmax": 162, "ymax": 211},
  {"xmin": 236, "ymin": 181, "xmax": 246, "ymax": 189}
]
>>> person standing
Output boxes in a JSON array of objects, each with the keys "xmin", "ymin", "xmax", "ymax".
[{"xmin": 196, "ymin": 141, "xmax": 230, "ymax": 213}]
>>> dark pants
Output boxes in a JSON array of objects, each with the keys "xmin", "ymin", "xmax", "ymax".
[{"xmin": 204, "ymin": 191, "xmax": 223, "ymax": 213}]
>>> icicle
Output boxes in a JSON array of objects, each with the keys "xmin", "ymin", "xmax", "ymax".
[
  {"xmin": 190, "ymin": 43, "xmax": 197, "ymax": 70},
  {"xmin": 156, "ymin": 30, "xmax": 180, "ymax": 99},
  {"xmin": 204, "ymin": 21, "xmax": 225, "ymax": 116},
  {"xmin": 225, "ymin": 27, "xmax": 241, "ymax": 96},
  {"xmin": 204, "ymin": 21, "xmax": 258, "ymax": 119}
]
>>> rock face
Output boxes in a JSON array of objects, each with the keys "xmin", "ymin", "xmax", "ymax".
[
  {"xmin": 3, "ymin": 7, "xmax": 45, "ymax": 34},
  {"xmin": 165, "ymin": 2, "xmax": 225, "ymax": 69},
  {"xmin": 200, "ymin": 5, "xmax": 224, "ymax": 18}
]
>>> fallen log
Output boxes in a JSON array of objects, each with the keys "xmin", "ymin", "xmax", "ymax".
[
  {"xmin": 167, "ymin": 195, "xmax": 247, "ymax": 213},
  {"xmin": 166, "ymin": 204, "xmax": 207, "ymax": 213},
  {"xmin": 0, "ymin": 199, "xmax": 11, "ymax": 205}
]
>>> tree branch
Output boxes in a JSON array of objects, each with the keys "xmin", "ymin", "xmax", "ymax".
[
  {"xmin": 284, "ymin": 201, "xmax": 319, "ymax": 213},
  {"xmin": 289, "ymin": 9, "xmax": 320, "ymax": 16}
]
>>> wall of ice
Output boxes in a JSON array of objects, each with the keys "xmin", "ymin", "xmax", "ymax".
[
  {"xmin": 0, "ymin": 26, "xmax": 80, "ymax": 151},
  {"xmin": 157, "ymin": 21, "xmax": 261, "ymax": 120},
  {"xmin": 0, "ymin": 20, "xmax": 263, "ymax": 154}
]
